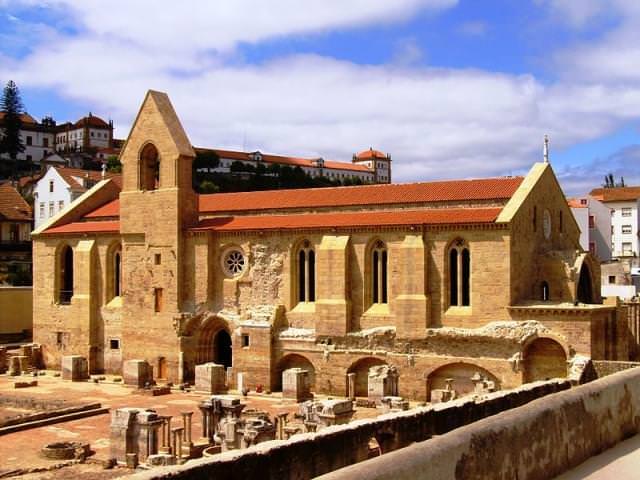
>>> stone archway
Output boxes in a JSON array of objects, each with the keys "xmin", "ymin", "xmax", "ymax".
[
  {"xmin": 195, "ymin": 317, "xmax": 233, "ymax": 367},
  {"xmin": 426, "ymin": 362, "xmax": 499, "ymax": 401},
  {"xmin": 577, "ymin": 263, "xmax": 594, "ymax": 304},
  {"xmin": 273, "ymin": 354, "xmax": 316, "ymax": 392},
  {"xmin": 523, "ymin": 337, "xmax": 567, "ymax": 383},
  {"xmin": 346, "ymin": 357, "xmax": 387, "ymax": 397}
]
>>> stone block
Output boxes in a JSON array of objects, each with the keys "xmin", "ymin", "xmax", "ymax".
[
  {"xmin": 0, "ymin": 347, "xmax": 6, "ymax": 373},
  {"xmin": 282, "ymin": 368, "xmax": 312, "ymax": 402},
  {"xmin": 147, "ymin": 453, "xmax": 176, "ymax": 466},
  {"xmin": 381, "ymin": 396, "xmax": 410, "ymax": 412},
  {"xmin": 195, "ymin": 362, "xmax": 226, "ymax": 394},
  {"xmin": 368, "ymin": 365, "xmax": 399, "ymax": 405},
  {"xmin": 61, "ymin": 355, "xmax": 88, "ymax": 381},
  {"xmin": 8, "ymin": 356, "xmax": 21, "ymax": 376},
  {"xmin": 110, "ymin": 408, "xmax": 140, "ymax": 464},
  {"xmin": 123, "ymin": 359, "xmax": 153, "ymax": 388}
]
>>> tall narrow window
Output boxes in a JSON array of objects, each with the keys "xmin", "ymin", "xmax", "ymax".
[
  {"xmin": 448, "ymin": 240, "xmax": 471, "ymax": 307},
  {"xmin": 59, "ymin": 245, "xmax": 73, "ymax": 304},
  {"xmin": 114, "ymin": 250, "xmax": 121, "ymax": 297},
  {"xmin": 154, "ymin": 288, "xmax": 163, "ymax": 312},
  {"xmin": 139, "ymin": 143, "xmax": 160, "ymax": 190},
  {"xmin": 533, "ymin": 206, "xmax": 537, "ymax": 232},
  {"xmin": 541, "ymin": 281, "xmax": 550, "ymax": 301},
  {"xmin": 371, "ymin": 240, "xmax": 388, "ymax": 304},
  {"xmin": 297, "ymin": 241, "xmax": 315, "ymax": 303},
  {"xmin": 559, "ymin": 211, "xmax": 563, "ymax": 233}
]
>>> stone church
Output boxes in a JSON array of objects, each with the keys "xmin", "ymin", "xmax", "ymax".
[{"xmin": 32, "ymin": 91, "xmax": 628, "ymax": 401}]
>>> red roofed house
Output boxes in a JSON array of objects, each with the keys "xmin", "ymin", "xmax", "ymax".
[
  {"xmin": 31, "ymin": 91, "xmax": 628, "ymax": 400},
  {"xmin": 0, "ymin": 183, "xmax": 32, "ymax": 285}
]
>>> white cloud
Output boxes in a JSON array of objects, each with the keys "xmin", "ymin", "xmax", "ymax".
[{"xmin": 1, "ymin": 0, "xmax": 640, "ymax": 192}]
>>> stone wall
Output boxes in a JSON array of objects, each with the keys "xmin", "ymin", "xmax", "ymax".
[
  {"xmin": 0, "ymin": 286, "xmax": 32, "ymax": 337},
  {"xmin": 592, "ymin": 360, "xmax": 640, "ymax": 378},
  {"xmin": 317, "ymin": 367, "xmax": 640, "ymax": 480},
  {"xmin": 129, "ymin": 379, "xmax": 569, "ymax": 480}
]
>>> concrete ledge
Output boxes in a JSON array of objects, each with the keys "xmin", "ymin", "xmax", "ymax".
[
  {"xmin": 318, "ymin": 366, "xmax": 640, "ymax": 480},
  {"xmin": 130, "ymin": 379, "xmax": 569, "ymax": 480}
]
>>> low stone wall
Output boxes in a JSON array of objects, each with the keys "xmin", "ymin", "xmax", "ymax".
[
  {"xmin": 131, "ymin": 380, "xmax": 569, "ymax": 480},
  {"xmin": 317, "ymin": 366, "xmax": 640, "ymax": 480},
  {"xmin": 0, "ymin": 286, "xmax": 32, "ymax": 337},
  {"xmin": 592, "ymin": 360, "xmax": 640, "ymax": 378}
]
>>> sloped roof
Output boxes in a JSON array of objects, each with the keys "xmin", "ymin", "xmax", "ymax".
[
  {"xmin": 567, "ymin": 199, "xmax": 587, "ymax": 209},
  {"xmin": 589, "ymin": 187, "xmax": 640, "ymax": 202},
  {"xmin": 54, "ymin": 167, "xmax": 121, "ymax": 191},
  {"xmin": 355, "ymin": 148, "xmax": 389, "ymax": 160},
  {"xmin": 73, "ymin": 114, "xmax": 110, "ymax": 129},
  {"xmin": 0, "ymin": 183, "xmax": 32, "ymax": 222},
  {"xmin": 199, "ymin": 148, "xmax": 372, "ymax": 173},
  {"xmin": 198, "ymin": 176, "xmax": 523, "ymax": 214},
  {"xmin": 0, "ymin": 111, "xmax": 37, "ymax": 125},
  {"xmin": 191, "ymin": 207, "xmax": 502, "ymax": 232}
]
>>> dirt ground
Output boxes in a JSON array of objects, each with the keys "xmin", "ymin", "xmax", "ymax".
[{"xmin": 0, "ymin": 372, "xmax": 386, "ymax": 479}]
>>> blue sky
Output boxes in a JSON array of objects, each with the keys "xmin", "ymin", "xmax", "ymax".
[{"xmin": 1, "ymin": 0, "xmax": 639, "ymax": 194}]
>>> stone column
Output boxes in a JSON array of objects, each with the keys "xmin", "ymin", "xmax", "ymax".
[
  {"xmin": 182, "ymin": 411, "xmax": 194, "ymax": 447},
  {"xmin": 160, "ymin": 416, "xmax": 172, "ymax": 454},
  {"xmin": 197, "ymin": 405, "xmax": 210, "ymax": 443},
  {"xmin": 347, "ymin": 373, "xmax": 356, "ymax": 401},
  {"xmin": 178, "ymin": 351, "xmax": 184, "ymax": 385},
  {"xmin": 173, "ymin": 428, "xmax": 184, "ymax": 461}
]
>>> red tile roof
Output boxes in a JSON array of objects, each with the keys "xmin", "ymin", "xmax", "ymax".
[
  {"xmin": 73, "ymin": 114, "xmax": 110, "ymax": 129},
  {"xmin": 196, "ymin": 148, "xmax": 372, "ymax": 173},
  {"xmin": 191, "ymin": 207, "xmax": 502, "ymax": 232},
  {"xmin": 54, "ymin": 167, "xmax": 121, "ymax": 191},
  {"xmin": 199, "ymin": 177, "xmax": 523, "ymax": 214},
  {"xmin": 589, "ymin": 187, "xmax": 640, "ymax": 202},
  {"xmin": 84, "ymin": 199, "xmax": 119, "ymax": 218},
  {"xmin": 0, "ymin": 112, "xmax": 38, "ymax": 125},
  {"xmin": 44, "ymin": 220, "xmax": 120, "ymax": 235},
  {"xmin": 355, "ymin": 148, "xmax": 389, "ymax": 160},
  {"xmin": 567, "ymin": 199, "xmax": 587, "ymax": 209},
  {"xmin": 0, "ymin": 183, "xmax": 32, "ymax": 222}
]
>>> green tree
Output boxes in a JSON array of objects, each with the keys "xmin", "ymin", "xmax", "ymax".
[
  {"xmin": 106, "ymin": 155, "xmax": 122, "ymax": 173},
  {"xmin": 0, "ymin": 80, "xmax": 26, "ymax": 179}
]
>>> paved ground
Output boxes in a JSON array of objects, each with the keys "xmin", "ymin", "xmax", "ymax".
[
  {"xmin": 0, "ymin": 372, "xmax": 385, "ymax": 479},
  {"xmin": 555, "ymin": 434, "xmax": 640, "ymax": 479}
]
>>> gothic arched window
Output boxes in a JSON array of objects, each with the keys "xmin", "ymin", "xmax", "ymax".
[
  {"xmin": 449, "ymin": 239, "xmax": 470, "ymax": 307},
  {"xmin": 297, "ymin": 240, "xmax": 315, "ymax": 303},
  {"xmin": 139, "ymin": 143, "xmax": 159, "ymax": 190},
  {"xmin": 371, "ymin": 240, "xmax": 388, "ymax": 304},
  {"xmin": 59, "ymin": 244, "xmax": 74, "ymax": 304}
]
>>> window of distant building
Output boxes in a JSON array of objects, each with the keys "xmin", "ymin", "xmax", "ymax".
[
  {"xmin": 588, "ymin": 215, "xmax": 595, "ymax": 229},
  {"xmin": 449, "ymin": 239, "xmax": 470, "ymax": 307},
  {"xmin": 43, "ymin": 138, "xmax": 49, "ymax": 147},
  {"xmin": 622, "ymin": 208, "xmax": 632, "ymax": 217},
  {"xmin": 622, "ymin": 242, "xmax": 633, "ymax": 255},
  {"xmin": 622, "ymin": 225, "xmax": 632, "ymax": 234},
  {"xmin": 26, "ymin": 155, "xmax": 32, "ymax": 161},
  {"xmin": 608, "ymin": 276, "xmax": 616, "ymax": 284},
  {"xmin": 26, "ymin": 136, "xmax": 32, "ymax": 146},
  {"xmin": 39, "ymin": 202, "xmax": 44, "ymax": 219},
  {"xmin": 589, "ymin": 242, "xmax": 596, "ymax": 255},
  {"xmin": 296, "ymin": 240, "xmax": 315, "ymax": 304},
  {"xmin": 58, "ymin": 200, "xmax": 64, "ymax": 212},
  {"xmin": 49, "ymin": 180, "xmax": 54, "ymax": 193},
  {"xmin": 580, "ymin": 198, "xmax": 587, "ymax": 205},
  {"xmin": 48, "ymin": 201, "xmax": 54, "ymax": 217}
]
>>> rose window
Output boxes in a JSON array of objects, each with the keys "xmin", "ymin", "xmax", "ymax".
[{"xmin": 223, "ymin": 250, "xmax": 245, "ymax": 277}]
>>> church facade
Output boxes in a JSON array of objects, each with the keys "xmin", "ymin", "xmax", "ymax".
[{"xmin": 32, "ymin": 91, "xmax": 628, "ymax": 401}]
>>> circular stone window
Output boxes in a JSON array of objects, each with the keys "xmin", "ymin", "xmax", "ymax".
[{"xmin": 222, "ymin": 248, "xmax": 246, "ymax": 277}]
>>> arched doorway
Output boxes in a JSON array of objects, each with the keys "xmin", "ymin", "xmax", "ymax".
[
  {"xmin": 577, "ymin": 263, "xmax": 593, "ymax": 304},
  {"xmin": 523, "ymin": 338, "xmax": 567, "ymax": 383},
  {"xmin": 213, "ymin": 330, "xmax": 232, "ymax": 368},
  {"xmin": 346, "ymin": 357, "xmax": 387, "ymax": 397},
  {"xmin": 195, "ymin": 317, "xmax": 233, "ymax": 368},
  {"xmin": 273, "ymin": 354, "xmax": 315, "ymax": 391},
  {"xmin": 426, "ymin": 363, "xmax": 499, "ymax": 401}
]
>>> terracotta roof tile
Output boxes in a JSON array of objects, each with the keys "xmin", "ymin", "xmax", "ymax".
[
  {"xmin": 197, "ymin": 148, "xmax": 372, "ymax": 173},
  {"xmin": 355, "ymin": 148, "xmax": 388, "ymax": 160},
  {"xmin": 84, "ymin": 199, "xmax": 120, "ymax": 218},
  {"xmin": 199, "ymin": 177, "xmax": 523, "ymax": 214},
  {"xmin": 589, "ymin": 187, "xmax": 640, "ymax": 202},
  {"xmin": 191, "ymin": 207, "xmax": 502, "ymax": 232},
  {"xmin": 43, "ymin": 220, "xmax": 119, "ymax": 235},
  {"xmin": 73, "ymin": 115, "xmax": 110, "ymax": 129},
  {"xmin": 0, "ymin": 183, "xmax": 32, "ymax": 222},
  {"xmin": 567, "ymin": 199, "xmax": 587, "ymax": 209},
  {"xmin": 54, "ymin": 167, "xmax": 121, "ymax": 191}
]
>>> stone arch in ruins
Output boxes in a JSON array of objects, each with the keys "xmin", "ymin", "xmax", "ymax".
[
  {"xmin": 523, "ymin": 337, "xmax": 567, "ymax": 383},
  {"xmin": 426, "ymin": 362, "xmax": 499, "ymax": 401},
  {"xmin": 273, "ymin": 353, "xmax": 316, "ymax": 392},
  {"xmin": 346, "ymin": 357, "xmax": 388, "ymax": 397}
]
